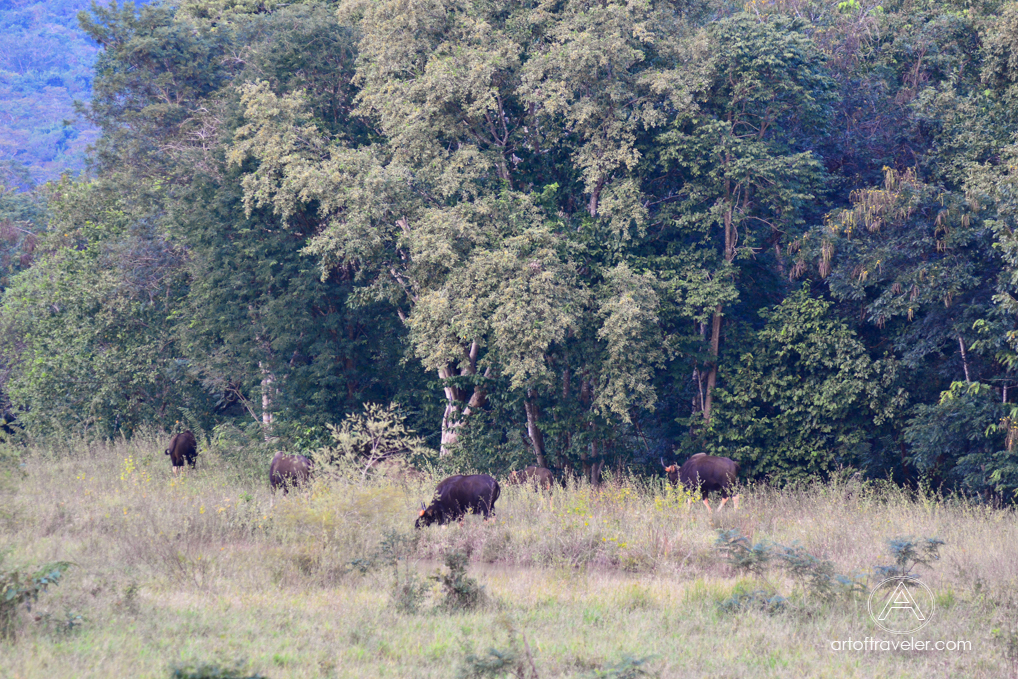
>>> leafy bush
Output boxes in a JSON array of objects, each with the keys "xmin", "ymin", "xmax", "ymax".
[
  {"xmin": 207, "ymin": 422, "xmax": 276, "ymax": 473},
  {"xmin": 37, "ymin": 608, "xmax": 85, "ymax": 637},
  {"xmin": 433, "ymin": 548, "xmax": 485, "ymax": 612},
  {"xmin": 319, "ymin": 403, "xmax": 433, "ymax": 478},
  {"xmin": 772, "ymin": 542, "xmax": 837, "ymax": 600},
  {"xmin": 586, "ymin": 655, "xmax": 655, "ymax": 679},
  {"xmin": 714, "ymin": 529, "xmax": 947, "ymax": 614},
  {"xmin": 390, "ymin": 563, "xmax": 428, "ymax": 614},
  {"xmin": 714, "ymin": 529, "xmax": 772, "ymax": 576},
  {"xmin": 874, "ymin": 536, "xmax": 945, "ymax": 579},
  {"xmin": 718, "ymin": 586, "xmax": 787, "ymax": 614},
  {"xmin": 456, "ymin": 617, "xmax": 538, "ymax": 679},
  {"xmin": 0, "ymin": 556, "xmax": 71, "ymax": 640}
]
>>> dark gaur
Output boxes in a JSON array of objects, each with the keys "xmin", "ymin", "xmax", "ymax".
[
  {"xmin": 269, "ymin": 451, "xmax": 314, "ymax": 493},
  {"xmin": 663, "ymin": 453, "xmax": 740, "ymax": 512},
  {"xmin": 416, "ymin": 474, "xmax": 500, "ymax": 528},
  {"xmin": 165, "ymin": 430, "xmax": 198, "ymax": 471}
]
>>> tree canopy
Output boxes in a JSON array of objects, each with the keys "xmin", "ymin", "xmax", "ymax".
[{"xmin": 4, "ymin": 0, "xmax": 1018, "ymax": 500}]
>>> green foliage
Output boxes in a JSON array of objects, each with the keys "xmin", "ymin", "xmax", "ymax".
[
  {"xmin": 0, "ymin": 174, "xmax": 46, "ymax": 291},
  {"xmin": 709, "ymin": 286, "xmax": 904, "ymax": 480},
  {"xmin": 0, "ymin": 557, "xmax": 72, "ymax": 641},
  {"xmin": 11, "ymin": 0, "xmax": 1018, "ymax": 501},
  {"xmin": 322, "ymin": 402, "xmax": 434, "ymax": 471},
  {"xmin": 904, "ymin": 382, "xmax": 1011, "ymax": 496},
  {"xmin": 772, "ymin": 542, "xmax": 838, "ymax": 600},
  {"xmin": 586, "ymin": 656, "xmax": 655, "ymax": 679},
  {"xmin": 874, "ymin": 536, "xmax": 945, "ymax": 579},
  {"xmin": 714, "ymin": 529, "xmax": 772, "ymax": 577},
  {"xmin": 714, "ymin": 529, "xmax": 876, "ymax": 607},
  {"xmin": 456, "ymin": 617, "xmax": 538, "ymax": 679},
  {"xmin": 389, "ymin": 561, "xmax": 428, "ymax": 615},
  {"xmin": 79, "ymin": 0, "xmax": 232, "ymax": 178},
  {"xmin": 432, "ymin": 548, "xmax": 485, "ymax": 612},
  {"xmin": 718, "ymin": 586, "xmax": 787, "ymax": 615},
  {"xmin": 0, "ymin": 180, "xmax": 215, "ymax": 438}
]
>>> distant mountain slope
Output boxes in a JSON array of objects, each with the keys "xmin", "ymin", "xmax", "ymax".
[{"xmin": 0, "ymin": 0, "xmax": 149, "ymax": 187}]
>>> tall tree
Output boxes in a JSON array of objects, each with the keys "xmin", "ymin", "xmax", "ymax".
[
  {"xmin": 230, "ymin": 0, "xmax": 688, "ymax": 463},
  {"xmin": 658, "ymin": 14, "xmax": 835, "ymax": 425}
]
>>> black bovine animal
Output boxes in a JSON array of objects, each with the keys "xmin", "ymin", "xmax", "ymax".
[
  {"xmin": 416, "ymin": 474, "xmax": 500, "ymax": 528},
  {"xmin": 662, "ymin": 453, "xmax": 740, "ymax": 512},
  {"xmin": 269, "ymin": 451, "xmax": 314, "ymax": 493},
  {"xmin": 165, "ymin": 431, "xmax": 198, "ymax": 471}
]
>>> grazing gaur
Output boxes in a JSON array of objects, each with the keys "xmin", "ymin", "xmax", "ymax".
[
  {"xmin": 506, "ymin": 466, "xmax": 554, "ymax": 490},
  {"xmin": 165, "ymin": 430, "xmax": 198, "ymax": 472},
  {"xmin": 269, "ymin": 451, "xmax": 314, "ymax": 493},
  {"xmin": 662, "ymin": 453, "xmax": 740, "ymax": 512},
  {"xmin": 416, "ymin": 474, "xmax": 500, "ymax": 528}
]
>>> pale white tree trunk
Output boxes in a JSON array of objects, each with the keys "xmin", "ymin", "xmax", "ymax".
[
  {"xmin": 524, "ymin": 390, "xmax": 548, "ymax": 468},
  {"xmin": 259, "ymin": 361, "xmax": 276, "ymax": 441},
  {"xmin": 438, "ymin": 341, "xmax": 489, "ymax": 456}
]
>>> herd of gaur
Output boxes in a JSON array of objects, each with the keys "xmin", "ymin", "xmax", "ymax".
[{"xmin": 165, "ymin": 431, "xmax": 741, "ymax": 529}]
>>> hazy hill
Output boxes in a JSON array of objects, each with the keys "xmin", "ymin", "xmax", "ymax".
[{"xmin": 0, "ymin": 0, "xmax": 148, "ymax": 187}]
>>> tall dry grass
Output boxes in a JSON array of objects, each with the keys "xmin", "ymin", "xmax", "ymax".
[{"xmin": 0, "ymin": 434, "xmax": 1015, "ymax": 678}]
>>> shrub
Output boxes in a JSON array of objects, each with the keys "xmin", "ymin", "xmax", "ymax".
[
  {"xmin": 0, "ymin": 555, "xmax": 72, "ymax": 640},
  {"xmin": 391, "ymin": 565, "xmax": 427, "ymax": 614},
  {"xmin": 433, "ymin": 548, "xmax": 485, "ymax": 612},
  {"xmin": 718, "ymin": 587, "xmax": 787, "ymax": 614},
  {"xmin": 714, "ymin": 529, "xmax": 772, "ymax": 576},
  {"xmin": 772, "ymin": 542, "xmax": 836, "ymax": 600},
  {"xmin": 874, "ymin": 536, "xmax": 945, "ymax": 579},
  {"xmin": 456, "ymin": 617, "xmax": 538, "ymax": 679},
  {"xmin": 587, "ymin": 655, "xmax": 655, "ymax": 679},
  {"xmin": 319, "ymin": 403, "xmax": 433, "ymax": 477},
  {"xmin": 37, "ymin": 608, "xmax": 85, "ymax": 637},
  {"xmin": 713, "ymin": 529, "xmax": 884, "ymax": 609}
]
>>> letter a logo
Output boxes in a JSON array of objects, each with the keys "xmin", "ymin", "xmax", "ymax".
[
  {"xmin": 867, "ymin": 577, "xmax": 936, "ymax": 634},
  {"xmin": 877, "ymin": 581, "xmax": 925, "ymax": 622}
]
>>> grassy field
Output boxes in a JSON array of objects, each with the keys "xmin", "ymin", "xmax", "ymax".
[{"xmin": 1, "ymin": 434, "xmax": 1016, "ymax": 678}]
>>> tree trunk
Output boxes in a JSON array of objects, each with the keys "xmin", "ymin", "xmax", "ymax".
[
  {"xmin": 438, "ymin": 344, "xmax": 489, "ymax": 455},
  {"xmin": 703, "ymin": 306, "xmax": 722, "ymax": 424},
  {"xmin": 703, "ymin": 196, "xmax": 738, "ymax": 426},
  {"xmin": 958, "ymin": 335, "xmax": 971, "ymax": 383},
  {"xmin": 524, "ymin": 390, "xmax": 548, "ymax": 468},
  {"xmin": 440, "ymin": 400, "xmax": 462, "ymax": 456},
  {"xmin": 259, "ymin": 361, "xmax": 275, "ymax": 441},
  {"xmin": 588, "ymin": 177, "xmax": 605, "ymax": 217},
  {"xmin": 581, "ymin": 439, "xmax": 595, "ymax": 484}
]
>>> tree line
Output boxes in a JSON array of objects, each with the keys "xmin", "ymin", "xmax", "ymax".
[{"xmin": 1, "ymin": 0, "xmax": 1017, "ymax": 499}]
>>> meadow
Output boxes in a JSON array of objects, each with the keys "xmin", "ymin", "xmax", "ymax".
[{"xmin": 0, "ymin": 435, "xmax": 1016, "ymax": 678}]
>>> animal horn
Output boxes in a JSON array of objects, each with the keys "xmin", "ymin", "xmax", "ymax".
[
  {"xmin": 420, "ymin": 501, "xmax": 426, "ymax": 511},
  {"xmin": 660, "ymin": 457, "xmax": 666, "ymax": 469}
]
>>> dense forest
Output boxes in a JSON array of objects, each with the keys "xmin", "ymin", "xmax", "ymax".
[{"xmin": 2, "ymin": 0, "xmax": 1017, "ymax": 498}]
